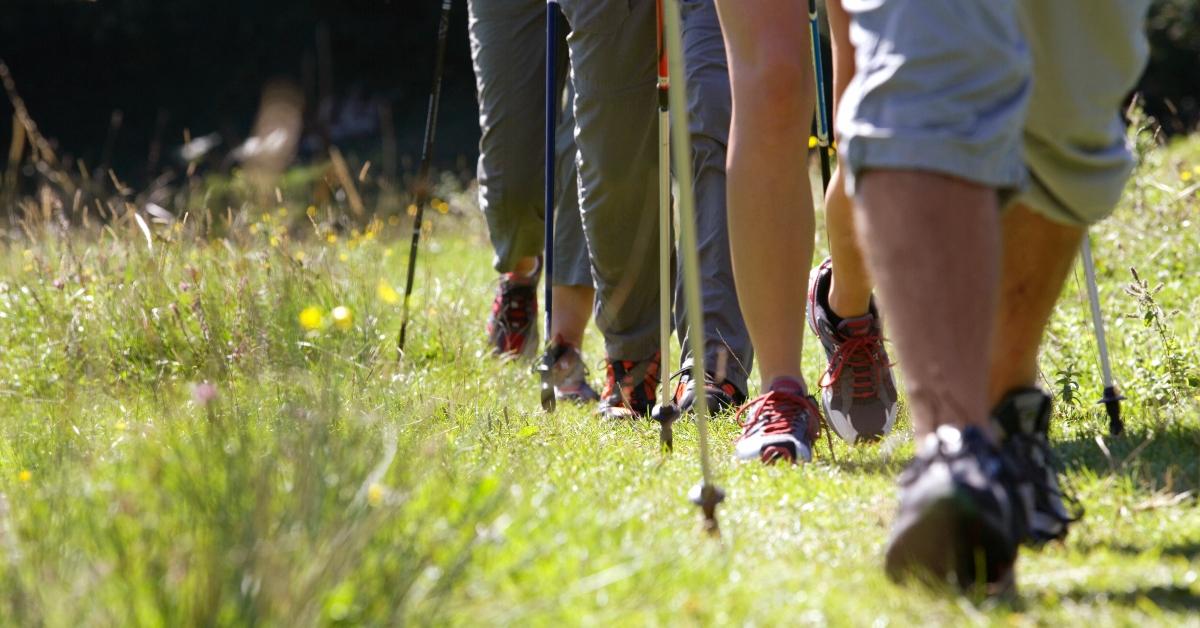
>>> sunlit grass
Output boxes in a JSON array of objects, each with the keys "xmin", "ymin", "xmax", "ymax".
[{"xmin": 0, "ymin": 132, "xmax": 1197, "ymax": 624}]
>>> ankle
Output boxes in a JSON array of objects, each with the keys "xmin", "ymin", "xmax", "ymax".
[{"xmin": 827, "ymin": 276, "xmax": 871, "ymax": 320}]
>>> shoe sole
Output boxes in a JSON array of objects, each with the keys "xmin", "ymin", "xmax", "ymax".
[{"xmin": 885, "ymin": 493, "xmax": 1016, "ymax": 595}]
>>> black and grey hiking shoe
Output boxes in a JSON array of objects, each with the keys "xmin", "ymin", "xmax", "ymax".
[
  {"xmin": 673, "ymin": 369, "xmax": 746, "ymax": 415},
  {"xmin": 991, "ymin": 388, "xmax": 1082, "ymax": 546},
  {"xmin": 885, "ymin": 425, "xmax": 1027, "ymax": 594}
]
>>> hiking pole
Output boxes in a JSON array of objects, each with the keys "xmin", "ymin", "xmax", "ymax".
[
  {"xmin": 807, "ymin": 0, "xmax": 833, "ymax": 190},
  {"xmin": 1081, "ymin": 235, "xmax": 1125, "ymax": 436},
  {"xmin": 650, "ymin": 0, "xmax": 681, "ymax": 452},
  {"xmin": 536, "ymin": 0, "xmax": 562, "ymax": 412},
  {"xmin": 397, "ymin": 0, "xmax": 454, "ymax": 358},
  {"xmin": 663, "ymin": 0, "xmax": 724, "ymax": 536}
]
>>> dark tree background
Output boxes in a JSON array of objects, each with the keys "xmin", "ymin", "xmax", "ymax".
[{"xmin": 1, "ymin": 0, "xmax": 1196, "ymax": 186}]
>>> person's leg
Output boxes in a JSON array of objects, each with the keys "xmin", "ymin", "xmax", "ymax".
[
  {"xmin": 560, "ymin": 0, "xmax": 661, "ymax": 416},
  {"xmin": 855, "ymin": 174, "xmax": 1001, "ymax": 436},
  {"xmin": 822, "ymin": 0, "xmax": 871, "ymax": 319},
  {"xmin": 469, "ymin": 0, "xmax": 551, "ymax": 357},
  {"xmin": 714, "ymin": 0, "xmax": 824, "ymax": 465},
  {"xmin": 988, "ymin": 205, "xmax": 1082, "ymax": 403},
  {"xmin": 838, "ymin": 0, "xmax": 1034, "ymax": 590},
  {"xmin": 468, "ymin": 0, "xmax": 551, "ymax": 281},
  {"xmin": 990, "ymin": 0, "xmax": 1151, "ymax": 404},
  {"xmin": 549, "ymin": 81, "xmax": 596, "ymax": 351},
  {"xmin": 673, "ymin": 0, "xmax": 752, "ymax": 408},
  {"xmin": 713, "ymin": 0, "xmax": 815, "ymax": 391}
]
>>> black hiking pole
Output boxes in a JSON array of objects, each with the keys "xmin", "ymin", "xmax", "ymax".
[
  {"xmin": 397, "ymin": 0, "xmax": 454, "ymax": 359},
  {"xmin": 1081, "ymin": 235, "xmax": 1125, "ymax": 436},
  {"xmin": 808, "ymin": 0, "xmax": 833, "ymax": 190},
  {"xmin": 664, "ymin": 0, "xmax": 724, "ymax": 536},
  {"xmin": 536, "ymin": 0, "xmax": 562, "ymax": 412},
  {"xmin": 650, "ymin": 0, "xmax": 681, "ymax": 452}
]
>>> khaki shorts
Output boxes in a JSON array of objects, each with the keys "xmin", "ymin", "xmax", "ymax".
[{"xmin": 837, "ymin": 0, "xmax": 1151, "ymax": 226}]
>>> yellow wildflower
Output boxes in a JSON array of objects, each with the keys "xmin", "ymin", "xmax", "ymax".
[
  {"xmin": 299, "ymin": 306, "xmax": 324, "ymax": 330},
  {"xmin": 277, "ymin": 206, "xmax": 288, "ymax": 217},
  {"xmin": 377, "ymin": 280, "xmax": 399, "ymax": 304},
  {"xmin": 326, "ymin": 233, "xmax": 338, "ymax": 244},
  {"xmin": 18, "ymin": 470, "xmax": 31, "ymax": 483},
  {"xmin": 306, "ymin": 205, "xmax": 318, "ymax": 219},
  {"xmin": 1182, "ymin": 170, "xmax": 1193, "ymax": 182}
]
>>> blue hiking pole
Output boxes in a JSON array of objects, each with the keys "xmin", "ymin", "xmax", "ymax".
[
  {"xmin": 807, "ymin": 0, "xmax": 833, "ymax": 190},
  {"xmin": 536, "ymin": 0, "xmax": 562, "ymax": 412}
]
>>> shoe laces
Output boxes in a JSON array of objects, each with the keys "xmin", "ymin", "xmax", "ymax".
[
  {"xmin": 819, "ymin": 329, "xmax": 890, "ymax": 399},
  {"xmin": 735, "ymin": 389, "xmax": 819, "ymax": 442}
]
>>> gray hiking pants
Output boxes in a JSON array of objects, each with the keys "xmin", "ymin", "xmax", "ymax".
[
  {"xmin": 558, "ymin": 0, "xmax": 751, "ymax": 393},
  {"xmin": 468, "ymin": 0, "xmax": 592, "ymax": 287}
]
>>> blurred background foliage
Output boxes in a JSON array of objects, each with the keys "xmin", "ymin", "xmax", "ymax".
[{"xmin": 0, "ymin": 0, "xmax": 1196, "ymax": 191}]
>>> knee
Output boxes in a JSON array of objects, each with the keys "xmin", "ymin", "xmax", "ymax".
[{"xmin": 731, "ymin": 52, "xmax": 814, "ymax": 131}]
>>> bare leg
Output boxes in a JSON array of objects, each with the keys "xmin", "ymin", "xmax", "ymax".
[
  {"xmin": 512, "ymin": 256, "xmax": 538, "ymax": 277},
  {"xmin": 550, "ymin": 284, "xmax": 595, "ymax": 348},
  {"xmin": 989, "ymin": 204, "xmax": 1083, "ymax": 405},
  {"xmin": 714, "ymin": 0, "xmax": 816, "ymax": 390},
  {"xmin": 823, "ymin": 0, "xmax": 872, "ymax": 318},
  {"xmin": 855, "ymin": 171, "xmax": 999, "ymax": 437}
]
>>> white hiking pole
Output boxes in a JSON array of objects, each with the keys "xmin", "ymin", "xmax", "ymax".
[
  {"xmin": 650, "ymin": 0, "xmax": 682, "ymax": 452},
  {"xmin": 663, "ymin": 0, "xmax": 723, "ymax": 536},
  {"xmin": 536, "ymin": 0, "xmax": 562, "ymax": 412},
  {"xmin": 1081, "ymin": 235, "xmax": 1125, "ymax": 436}
]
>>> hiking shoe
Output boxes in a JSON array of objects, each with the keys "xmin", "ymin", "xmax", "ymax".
[
  {"xmin": 807, "ymin": 257, "xmax": 898, "ymax": 443},
  {"xmin": 674, "ymin": 369, "xmax": 746, "ymax": 415},
  {"xmin": 991, "ymin": 388, "xmax": 1081, "ymax": 546},
  {"xmin": 885, "ymin": 425, "xmax": 1027, "ymax": 594},
  {"xmin": 486, "ymin": 265, "xmax": 539, "ymax": 359},
  {"xmin": 598, "ymin": 351, "xmax": 661, "ymax": 420},
  {"xmin": 539, "ymin": 339, "xmax": 601, "ymax": 404},
  {"xmin": 734, "ymin": 379, "xmax": 822, "ymax": 464}
]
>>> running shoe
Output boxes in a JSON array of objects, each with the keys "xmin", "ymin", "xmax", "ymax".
[
  {"xmin": 486, "ymin": 264, "xmax": 539, "ymax": 359},
  {"xmin": 991, "ymin": 387, "xmax": 1081, "ymax": 546},
  {"xmin": 598, "ymin": 351, "xmax": 661, "ymax": 419},
  {"xmin": 734, "ymin": 378, "xmax": 822, "ymax": 464},
  {"xmin": 807, "ymin": 257, "xmax": 897, "ymax": 443},
  {"xmin": 885, "ymin": 424, "xmax": 1027, "ymax": 594},
  {"xmin": 539, "ymin": 338, "xmax": 601, "ymax": 404},
  {"xmin": 674, "ymin": 369, "xmax": 746, "ymax": 415}
]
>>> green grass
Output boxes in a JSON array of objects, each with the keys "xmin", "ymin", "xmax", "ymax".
[{"xmin": 1, "ymin": 129, "xmax": 1199, "ymax": 625}]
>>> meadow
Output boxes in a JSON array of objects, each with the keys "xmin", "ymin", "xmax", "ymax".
[{"xmin": 0, "ymin": 122, "xmax": 1198, "ymax": 625}]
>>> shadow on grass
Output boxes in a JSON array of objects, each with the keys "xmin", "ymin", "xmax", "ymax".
[
  {"xmin": 1053, "ymin": 422, "xmax": 1200, "ymax": 491},
  {"xmin": 1051, "ymin": 583, "xmax": 1200, "ymax": 613}
]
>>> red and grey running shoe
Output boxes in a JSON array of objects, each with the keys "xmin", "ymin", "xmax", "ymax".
[
  {"xmin": 598, "ymin": 351, "xmax": 661, "ymax": 420},
  {"xmin": 486, "ymin": 267, "xmax": 539, "ymax": 359},
  {"xmin": 807, "ymin": 257, "xmax": 898, "ymax": 443},
  {"xmin": 734, "ymin": 378, "xmax": 822, "ymax": 465}
]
